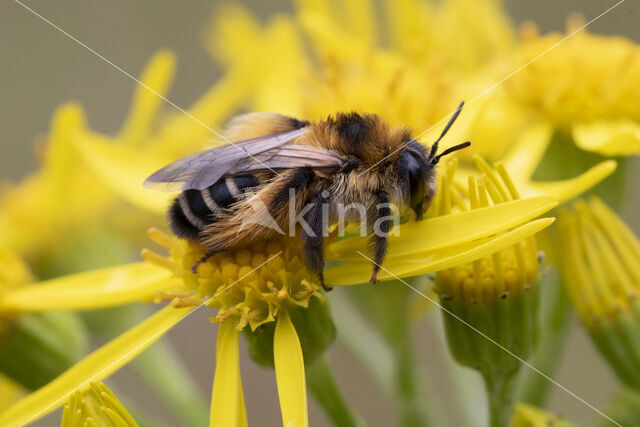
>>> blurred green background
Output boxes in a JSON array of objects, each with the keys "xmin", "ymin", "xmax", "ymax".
[{"xmin": 1, "ymin": 1, "xmax": 639, "ymax": 425}]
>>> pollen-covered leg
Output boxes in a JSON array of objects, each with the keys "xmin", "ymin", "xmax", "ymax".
[
  {"xmin": 369, "ymin": 191, "xmax": 391, "ymax": 284},
  {"xmin": 301, "ymin": 191, "xmax": 332, "ymax": 291}
]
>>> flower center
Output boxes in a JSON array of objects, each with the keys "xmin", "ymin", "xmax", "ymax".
[{"xmin": 142, "ymin": 229, "xmax": 323, "ymax": 331}]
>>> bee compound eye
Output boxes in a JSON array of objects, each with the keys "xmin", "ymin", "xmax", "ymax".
[{"xmin": 403, "ymin": 151, "xmax": 426, "ymax": 214}]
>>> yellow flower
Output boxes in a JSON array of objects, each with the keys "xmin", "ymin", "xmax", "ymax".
[
  {"xmin": 61, "ymin": 382, "xmax": 137, "ymax": 427},
  {"xmin": 201, "ymin": 0, "xmax": 524, "ymax": 165},
  {"xmin": 560, "ymin": 197, "xmax": 640, "ymax": 390},
  {"xmin": 506, "ymin": 17, "xmax": 640, "ymax": 156},
  {"xmin": 0, "ymin": 158, "xmax": 559, "ymax": 426},
  {"xmin": 511, "ymin": 403, "xmax": 577, "ymax": 427}
]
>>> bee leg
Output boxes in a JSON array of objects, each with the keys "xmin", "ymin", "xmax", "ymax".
[
  {"xmin": 369, "ymin": 190, "xmax": 391, "ymax": 284},
  {"xmin": 302, "ymin": 191, "xmax": 332, "ymax": 292},
  {"xmin": 191, "ymin": 251, "xmax": 217, "ymax": 274}
]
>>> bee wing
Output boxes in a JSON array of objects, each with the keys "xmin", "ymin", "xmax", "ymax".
[
  {"xmin": 229, "ymin": 144, "xmax": 345, "ymax": 174},
  {"xmin": 144, "ymin": 128, "xmax": 311, "ymax": 191}
]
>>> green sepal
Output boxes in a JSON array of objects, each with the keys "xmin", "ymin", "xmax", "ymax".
[
  {"xmin": 0, "ymin": 311, "xmax": 88, "ymax": 390},
  {"xmin": 441, "ymin": 283, "xmax": 540, "ymax": 378},
  {"xmin": 244, "ymin": 296, "xmax": 335, "ymax": 368},
  {"xmin": 587, "ymin": 308, "xmax": 640, "ymax": 390},
  {"xmin": 439, "ymin": 279, "xmax": 541, "ymax": 427}
]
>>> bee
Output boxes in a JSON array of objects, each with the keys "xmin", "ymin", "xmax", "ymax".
[{"xmin": 145, "ymin": 103, "xmax": 470, "ymax": 291}]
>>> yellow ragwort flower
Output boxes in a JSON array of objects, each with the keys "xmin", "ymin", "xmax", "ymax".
[
  {"xmin": 560, "ymin": 197, "xmax": 640, "ymax": 390},
  {"xmin": 61, "ymin": 382, "xmax": 137, "ymax": 427},
  {"xmin": 0, "ymin": 156, "xmax": 559, "ymax": 426},
  {"xmin": 434, "ymin": 159, "xmax": 544, "ymax": 427},
  {"xmin": 507, "ymin": 17, "xmax": 640, "ymax": 156}
]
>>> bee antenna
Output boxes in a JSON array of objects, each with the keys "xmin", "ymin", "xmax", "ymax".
[
  {"xmin": 431, "ymin": 141, "xmax": 471, "ymax": 165},
  {"xmin": 429, "ymin": 101, "xmax": 465, "ymax": 160}
]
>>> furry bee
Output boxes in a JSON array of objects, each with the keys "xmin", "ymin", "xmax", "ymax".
[{"xmin": 145, "ymin": 103, "xmax": 470, "ymax": 291}]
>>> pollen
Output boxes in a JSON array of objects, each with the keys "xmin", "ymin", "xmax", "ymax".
[
  {"xmin": 142, "ymin": 229, "xmax": 324, "ymax": 331},
  {"xmin": 433, "ymin": 157, "xmax": 540, "ymax": 305}
]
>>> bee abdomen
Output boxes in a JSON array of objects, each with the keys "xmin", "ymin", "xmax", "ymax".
[{"xmin": 168, "ymin": 175, "xmax": 260, "ymax": 240}]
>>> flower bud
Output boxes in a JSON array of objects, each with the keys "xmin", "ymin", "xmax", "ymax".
[
  {"xmin": 560, "ymin": 197, "xmax": 640, "ymax": 391},
  {"xmin": 433, "ymin": 158, "xmax": 544, "ymax": 427},
  {"xmin": 62, "ymin": 382, "xmax": 137, "ymax": 427},
  {"xmin": 435, "ymin": 159, "xmax": 541, "ymax": 377}
]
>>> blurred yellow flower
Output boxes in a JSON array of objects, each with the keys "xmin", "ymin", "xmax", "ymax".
[
  {"xmin": 560, "ymin": 197, "xmax": 640, "ymax": 390},
  {"xmin": 61, "ymin": 382, "xmax": 137, "ymax": 427},
  {"xmin": 507, "ymin": 17, "xmax": 640, "ymax": 156}
]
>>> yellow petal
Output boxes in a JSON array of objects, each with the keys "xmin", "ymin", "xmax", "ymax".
[
  {"xmin": 0, "ymin": 305, "xmax": 193, "ymax": 427},
  {"xmin": 326, "ymin": 218, "xmax": 554, "ymax": 285},
  {"xmin": 503, "ymin": 121, "xmax": 553, "ymax": 182},
  {"xmin": 0, "ymin": 263, "xmax": 178, "ymax": 312},
  {"xmin": 573, "ymin": 119, "xmax": 640, "ymax": 156},
  {"xmin": 238, "ymin": 375, "xmax": 248, "ymax": 427},
  {"xmin": 71, "ymin": 131, "xmax": 174, "ymax": 213},
  {"xmin": 46, "ymin": 103, "xmax": 87, "ymax": 193},
  {"xmin": 206, "ymin": 4, "xmax": 261, "ymax": 66},
  {"xmin": 274, "ymin": 311, "xmax": 308, "ymax": 427},
  {"xmin": 210, "ymin": 321, "xmax": 245, "ymax": 427},
  {"xmin": 525, "ymin": 160, "xmax": 617, "ymax": 203},
  {"xmin": 118, "ymin": 50, "xmax": 177, "ymax": 145},
  {"xmin": 328, "ymin": 196, "xmax": 557, "ymax": 260}
]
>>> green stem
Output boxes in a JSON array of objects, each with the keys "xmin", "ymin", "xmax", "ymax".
[
  {"xmin": 392, "ymin": 306, "xmax": 432, "ymax": 427},
  {"xmin": 483, "ymin": 373, "xmax": 516, "ymax": 427},
  {"xmin": 306, "ymin": 356, "xmax": 364, "ymax": 427},
  {"xmin": 517, "ymin": 275, "xmax": 572, "ymax": 406},
  {"xmin": 329, "ymin": 291, "xmax": 394, "ymax": 396},
  {"xmin": 425, "ymin": 311, "xmax": 485, "ymax": 427}
]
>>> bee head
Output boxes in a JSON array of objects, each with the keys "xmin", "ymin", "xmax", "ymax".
[
  {"xmin": 399, "ymin": 142, "xmax": 432, "ymax": 220},
  {"xmin": 400, "ymin": 102, "xmax": 471, "ymax": 219}
]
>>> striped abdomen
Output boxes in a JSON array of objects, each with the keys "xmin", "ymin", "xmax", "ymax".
[{"xmin": 168, "ymin": 175, "xmax": 260, "ymax": 241}]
